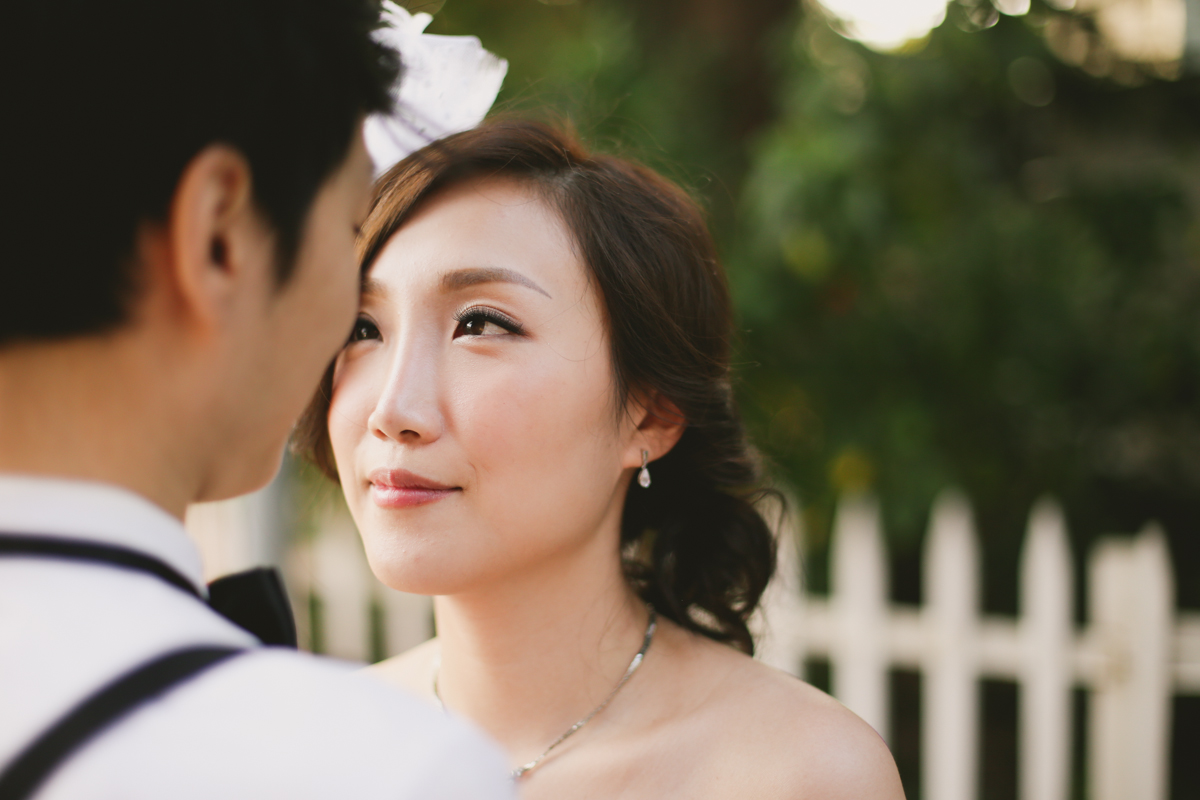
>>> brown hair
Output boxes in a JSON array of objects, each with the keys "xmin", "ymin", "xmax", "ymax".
[{"xmin": 294, "ymin": 119, "xmax": 776, "ymax": 654}]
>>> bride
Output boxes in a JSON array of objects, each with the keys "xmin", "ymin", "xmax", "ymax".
[{"xmin": 296, "ymin": 118, "xmax": 903, "ymax": 799}]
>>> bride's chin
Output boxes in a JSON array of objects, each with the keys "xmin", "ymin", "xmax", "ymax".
[
  {"xmin": 361, "ymin": 537, "xmax": 493, "ymax": 596},
  {"xmin": 372, "ymin": 562, "xmax": 489, "ymax": 597}
]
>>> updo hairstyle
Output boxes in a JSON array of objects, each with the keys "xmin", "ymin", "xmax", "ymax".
[{"xmin": 295, "ymin": 119, "xmax": 777, "ymax": 654}]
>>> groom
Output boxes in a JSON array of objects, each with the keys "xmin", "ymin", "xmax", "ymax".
[{"xmin": 0, "ymin": 2, "xmax": 511, "ymax": 798}]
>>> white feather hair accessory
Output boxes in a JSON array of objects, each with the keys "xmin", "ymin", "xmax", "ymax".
[{"xmin": 364, "ymin": 1, "xmax": 508, "ymax": 177}]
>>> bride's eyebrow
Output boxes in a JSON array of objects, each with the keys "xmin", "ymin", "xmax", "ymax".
[
  {"xmin": 361, "ymin": 275, "xmax": 387, "ymax": 299},
  {"xmin": 440, "ymin": 266, "xmax": 552, "ymax": 299}
]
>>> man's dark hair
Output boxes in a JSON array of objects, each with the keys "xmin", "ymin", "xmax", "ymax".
[{"xmin": 1, "ymin": 0, "xmax": 400, "ymax": 344}]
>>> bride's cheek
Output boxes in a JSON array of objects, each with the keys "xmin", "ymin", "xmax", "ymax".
[{"xmin": 328, "ymin": 385, "xmax": 373, "ymax": 479}]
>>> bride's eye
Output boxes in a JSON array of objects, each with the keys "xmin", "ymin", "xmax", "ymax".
[
  {"xmin": 348, "ymin": 317, "xmax": 380, "ymax": 344},
  {"xmin": 453, "ymin": 307, "xmax": 525, "ymax": 338}
]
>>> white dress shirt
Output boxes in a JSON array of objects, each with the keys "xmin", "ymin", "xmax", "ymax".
[{"xmin": 0, "ymin": 475, "xmax": 515, "ymax": 799}]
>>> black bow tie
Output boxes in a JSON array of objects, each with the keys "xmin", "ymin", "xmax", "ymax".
[
  {"xmin": 205, "ymin": 567, "xmax": 297, "ymax": 647},
  {"xmin": 0, "ymin": 534, "xmax": 298, "ymax": 648}
]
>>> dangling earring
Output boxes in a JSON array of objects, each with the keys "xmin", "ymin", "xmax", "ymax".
[{"xmin": 638, "ymin": 450, "xmax": 652, "ymax": 488}]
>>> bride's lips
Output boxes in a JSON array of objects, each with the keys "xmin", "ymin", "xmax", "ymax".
[{"xmin": 368, "ymin": 468, "xmax": 460, "ymax": 509}]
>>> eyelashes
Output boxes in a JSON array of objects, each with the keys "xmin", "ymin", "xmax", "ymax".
[
  {"xmin": 453, "ymin": 305, "xmax": 526, "ymax": 338},
  {"xmin": 345, "ymin": 306, "xmax": 526, "ymax": 347}
]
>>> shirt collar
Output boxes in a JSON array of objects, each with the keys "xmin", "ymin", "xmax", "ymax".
[{"xmin": 0, "ymin": 474, "xmax": 205, "ymax": 594}]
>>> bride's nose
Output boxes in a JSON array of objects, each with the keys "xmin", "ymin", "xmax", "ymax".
[{"xmin": 367, "ymin": 335, "xmax": 445, "ymax": 444}]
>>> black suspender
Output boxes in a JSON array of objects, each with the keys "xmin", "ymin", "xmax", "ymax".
[
  {"xmin": 0, "ymin": 534, "xmax": 201, "ymax": 598},
  {"xmin": 0, "ymin": 534, "xmax": 276, "ymax": 798},
  {"xmin": 0, "ymin": 646, "xmax": 245, "ymax": 800},
  {"xmin": 0, "ymin": 534, "xmax": 297, "ymax": 646}
]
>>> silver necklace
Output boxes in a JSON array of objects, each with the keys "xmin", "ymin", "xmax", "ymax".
[{"xmin": 433, "ymin": 606, "xmax": 657, "ymax": 780}]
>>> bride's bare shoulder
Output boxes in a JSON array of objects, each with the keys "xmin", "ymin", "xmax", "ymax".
[
  {"xmin": 363, "ymin": 637, "xmax": 440, "ymax": 700},
  {"xmin": 678, "ymin": 633, "xmax": 905, "ymax": 799},
  {"xmin": 738, "ymin": 662, "xmax": 903, "ymax": 798}
]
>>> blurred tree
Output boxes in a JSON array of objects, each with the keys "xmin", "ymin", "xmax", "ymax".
[{"xmin": 732, "ymin": 3, "xmax": 1200, "ymax": 621}]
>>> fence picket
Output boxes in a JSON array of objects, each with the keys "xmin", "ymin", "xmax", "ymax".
[
  {"xmin": 1179, "ymin": 612, "xmax": 1200, "ymax": 692},
  {"xmin": 185, "ymin": 474, "xmax": 290, "ymax": 583},
  {"xmin": 311, "ymin": 509, "xmax": 373, "ymax": 662},
  {"xmin": 1019, "ymin": 499, "xmax": 1073, "ymax": 800},
  {"xmin": 1130, "ymin": 530, "xmax": 1174, "ymax": 800},
  {"xmin": 753, "ymin": 501, "xmax": 806, "ymax": 674},
  {"xmin": 830, "ymin": 495, "xmax": 889, "ymax": 739},
  {"xmin": 377, "ymin": 586, "xmax": 434, "ymax": 658},
  {"xmin": 1088, "ymin": 526, "xmax": 1174, "ymax": 800},
  {"xmin": 923, "ymin": 492, "xmax": 980, "ymax": 800},
  {"xmin": 284, "ymin": 539, "xmax": 314, "ymax": 651}
]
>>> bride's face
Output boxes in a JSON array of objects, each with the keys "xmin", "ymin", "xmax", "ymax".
[{"xmin": 328, "ymin": 177, "xmax": 639, "ymax": 594}]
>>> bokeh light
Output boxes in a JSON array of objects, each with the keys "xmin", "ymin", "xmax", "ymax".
[
  {"xmin": 816, "ymin": 0, "xmax": 954, "ymax": 50},
  {"xmin": 813, "ymin": 0, "xmax": 1042, "ymax": 50}
]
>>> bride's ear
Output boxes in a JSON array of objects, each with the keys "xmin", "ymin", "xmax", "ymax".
[{"xmin": 623, "ymin": 391, "xmax": 686, "ymax": 469}]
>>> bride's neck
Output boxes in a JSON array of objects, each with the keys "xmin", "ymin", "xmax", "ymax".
[{"xmin": 433, "ymin": 527, "xmax": 649, "ymax": 755}]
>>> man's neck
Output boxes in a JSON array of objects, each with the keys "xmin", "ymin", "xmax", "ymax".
[{"xmin": 0, "ymin": 335, "xmax": 200, "ymax": 519}]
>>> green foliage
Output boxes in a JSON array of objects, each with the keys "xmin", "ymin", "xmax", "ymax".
[{"xmin": 734, "ymin": 6, "xmax": 1200, "ymax": 611}]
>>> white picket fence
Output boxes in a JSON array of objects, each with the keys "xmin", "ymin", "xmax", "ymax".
[
  {"xmin": 755, "ymin": 492, "xmax": 1200, "ymax": 800},
  {"xmin": 187, "ymin": 488, "xmax": 1200, "ymax": 800}
]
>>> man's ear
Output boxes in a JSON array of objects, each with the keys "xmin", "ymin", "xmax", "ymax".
[
  {"xmin": 144, "ymin": 145, "xmax": 263, "ymax": 336},
  {"xmin": 623, "ymin": 391, "xmax": 687, "ymax": 469}
]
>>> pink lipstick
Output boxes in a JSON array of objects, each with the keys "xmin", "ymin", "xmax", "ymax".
[{"xmin": 368, "ymin": 468, "xmax": 460, "ymax": 509}]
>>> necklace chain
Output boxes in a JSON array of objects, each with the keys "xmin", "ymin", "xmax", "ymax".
[{"xmin": 432, "ymin": 606, "xmax": 657, "ymax": 781}]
